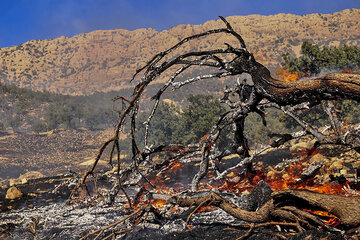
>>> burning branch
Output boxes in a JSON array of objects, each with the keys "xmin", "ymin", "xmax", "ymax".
[{"xmin": 78, "ymin": 15, "xmax": 360, "ymax": 239}]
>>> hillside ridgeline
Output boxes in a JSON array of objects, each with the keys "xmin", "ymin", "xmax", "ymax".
[{"xmin": 0, "ymin": 9, "xmax": 359, "ymax": 95}]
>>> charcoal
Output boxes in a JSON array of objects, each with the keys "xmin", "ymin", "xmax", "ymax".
[
  {"xmin": 242, "ymin": 180, "xmax": 273, "ymax": 211},
  {"xmin": 289, "ymin": 229, "xmax": 345, "ymax": 240}
]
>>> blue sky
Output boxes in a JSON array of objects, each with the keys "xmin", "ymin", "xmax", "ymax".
[{"xmin": 0, "ymin": 0, "xmax": 359, "ymax": 48}]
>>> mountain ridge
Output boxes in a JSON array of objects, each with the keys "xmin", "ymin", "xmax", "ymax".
[{"xmin": 0, "ymin": 8, "xmax": 359, "ymax": 95}]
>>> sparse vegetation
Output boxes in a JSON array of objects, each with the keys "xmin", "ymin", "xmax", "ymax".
[
  {"xmin": 0, "ymin": 82, "xmax": 118, "ymax": 132},
  {"xmin": 0, "ymin": 10, "xmax": 359, "ymax": 95},
  {"xmin": 134, "ymin": 95, "xmax": 231, "ymax": 148}
]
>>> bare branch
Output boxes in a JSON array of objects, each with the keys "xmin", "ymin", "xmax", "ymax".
[
  {"xmin": 83, "ymin": 15, "xmax": 360, "ymax": 205},
  {"xmin": 172, "ymin": 72, "xmax": 231, "ymax": 89}
]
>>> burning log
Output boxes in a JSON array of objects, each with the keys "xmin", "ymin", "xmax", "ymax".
[
  {"xmin": 173, "ymin": 188, "xmax": 360, "ymax": 235},
  {"xmin": 272, "ymin": 189, "xmax": 360, "ymax": 226}
]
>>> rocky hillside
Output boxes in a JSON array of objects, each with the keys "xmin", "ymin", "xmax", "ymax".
[{"xmin": 0, "ymin": 9, "xmax": 359, "ymax": 95}]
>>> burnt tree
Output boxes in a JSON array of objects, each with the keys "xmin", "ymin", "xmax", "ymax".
[{"xmin": 81, "ymin": 16, "xmax": 360, "ymax": 236}]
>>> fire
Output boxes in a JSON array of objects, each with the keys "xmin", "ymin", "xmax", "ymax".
[
  {"xmin": 342, "ymin": 69, "xmax": 357, "ymax": 74},
  {"xmin": 265, "ymin": 154, "xmax": 351, "ymax": 195},
  {"xmin": 167, "ymin": 161, "xmax": 182, "ymax": 174},
  {"xmin": 277, "ymin": 67, "xmax": 301, "ymax": 82},
  {"xmin": 215, "ymin": 146, "xmax": 355, "ymax": 197},
  {"xmin": 151, "ymin": 199, "xmax": 167, "ymax": 209},
  {"xmin": 218, "ymin": 169, "xmax": 266, "ymax": 194},
  {"xmin": 196, "ymin": 205, "xmax": 216, "ymax": 213},
  {"xmin": 303, "ymin": 209, "xmax": 341, "ymax": 227},
  {"xmin": 303, "ymin": 182, "xmax": 349, "ymax": 195},
  {"xmin": 267, "ymin": 178, "xmax": 350, "ymax": 195}
]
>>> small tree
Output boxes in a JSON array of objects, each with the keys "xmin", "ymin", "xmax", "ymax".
[
  {"xmin": 32, "ymin": 120, "xmax": 48, "ymax": 133},
  {"xmin": 136, "ymin": 102, "xmax": 180, "ymax": 146},
  {"xmin": 176, "ymin": 94, "xmax": 226, "ymax": 144},
  {"xmin": 8, "ymin": 115, "xmax": 21, "ymax": 132}
]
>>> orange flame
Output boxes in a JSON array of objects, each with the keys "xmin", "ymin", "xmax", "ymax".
[
  {"xmin": 196, "ymin": 205, "xmax": 216, "ymax": 213},
  {"xmin": 303, "ymin": 209, "xmax": 341, "ymax": 227},
  {"xmin": 277, "ymin": 67, "xmax": 301, "ymax": 82},
  {"xmin": 168, "ymin": 161, "xmax": 182, "ymax": 174},
  {"xmin": 265, "ymin": 149, "xmax": 350, "ymax": 195},
  {"xmin": 152, "ymin": 199, "xmax": 167, "ymax": 209},
  {"xmin": 214, "ymin": 145, "xmax": 353, "ymax": 197},
  {"xmin": 218, "ymin": 169, "xmax": 266, "ymax": 194},
  {"xmin": 342, "ymin": 69, "xmax": 356, "ymax": 74}
]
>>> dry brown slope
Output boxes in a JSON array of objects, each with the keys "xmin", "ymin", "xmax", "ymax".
[
  {"xmin": 0, "ymin": 128, "xmax": 114, "ymax": 181},
  {"xmin": 0, "ymin": 9, "xmax": 359, "ymax": 95}
]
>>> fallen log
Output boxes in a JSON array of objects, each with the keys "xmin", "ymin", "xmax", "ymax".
[
  {"xmin": 273, "ymin": 189, "xmax": 360, "ymax": 226},
  {"xmin": 173, "ymin": 189, "xmax": 360, "ymax": 228}
]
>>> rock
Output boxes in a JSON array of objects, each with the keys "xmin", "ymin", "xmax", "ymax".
[
  {"xmin": 289, "ymin": 139, "xmax": 316, "ymax": 152},
  {"xmin": 309, "ymin": 153, "xmax": 329, "ymax": 163},
  {"xmin": 5, "ymin": 186, "xmax": 23, "ymax": 199},
  {"xmin": 9, "ymin": 179, "xmax": 15, "ymax": 187},
  {"xmin": 19, "ymin": 171, "xmax": 45, "ymax": 180},
  {"xmin": 266, "ymin": 170, "xmax": 276, "ymax": 179},
  {"xmin": 301, "ymin": 162, "xmax": 323, "ymax": 180},
  {"xmin": 340, "ymin": 169, "xmax": 347, "ymax": 175},
  {"xmin": 243, "ymin": 180, "xmax": 272, "ymax": 211},
  {"xmin": 21, "ymin": 178, "xmax": 27, "ymax": 184},
  {"xmin": 7, "ymin": 171, "xmax": 45, "ymax": 187},
  {"xmin": 329, "ymin": 160, "xmax": 344, "ymax": 171},
  {"xmin": 282, "ymin": 173, "xmax": 291, "ymax": 180}
]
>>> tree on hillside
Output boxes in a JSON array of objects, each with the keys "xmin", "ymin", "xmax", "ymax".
[
  {"xmin": 81, "ymin": 16, "xmax": 360, "ymax": 233},
  {"xmin": 135, "ymin": 95, "xmax": 230, "ymax": 148},
  {"xmin": 280, "ymin": 41, "xmax": 360, "ymax": 128},
  {"xmin": 175, "ymin": 94, "xmax": 227, "ymax": 144},
  {"xmin": 136, "ymin": 102, "xmax": 180, "ymax": 146},
  {"xmin": 46, "ymin": 101, "xmax": 83, "ymax": 129},
  {"xmin": 282, "ymin": 41, "xmax": 360, "ymax": 75}
]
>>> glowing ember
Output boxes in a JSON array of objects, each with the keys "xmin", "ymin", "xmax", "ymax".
[
  {"xmin": 218, "ymin": 169, "xmax": 266, "ymax": 194},
  {"xmin": 213, "ymin": 146, "xmax": 358, "ymax": 197},
  {"xmin": 152, "ymin": 199, "xmax": 167, "ymax": 209},
  {"xmin": 265, "ymin": 153, "xmax": 351, "ymax": 195},
  {"xmin": 167, "ymin": 161, "xmax": 182, "ymax": 174},
  {"xmin": 196, "ymin": 205, "xmax": 216, "ymax": 213},
  {"xmin": 277, "ymin": 67, "xmax": 301, "ymax": 82},
  {"xmin": 304, "ymin": 209, "xmax": 341, "ymax": 227},
  {"xmin": 342, "ymin": 69, "xmax": 357, "ymax": 74}
]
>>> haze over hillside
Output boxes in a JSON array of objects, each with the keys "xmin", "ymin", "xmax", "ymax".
[{"xmin": 0, "ymin": 9, "xmax": 359, "ymax": 95}]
